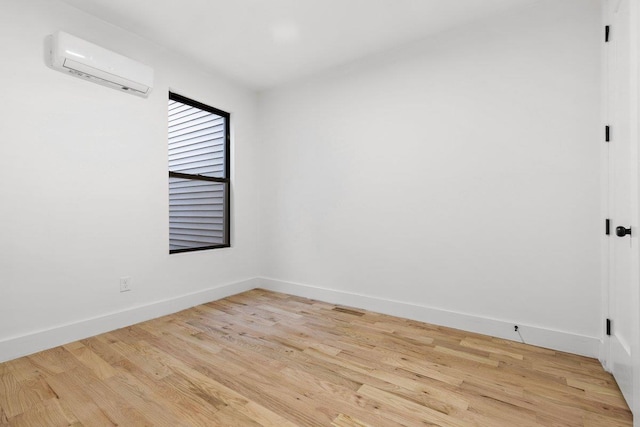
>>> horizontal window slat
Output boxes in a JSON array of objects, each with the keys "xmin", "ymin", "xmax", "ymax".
[
  {"xmin": 170, "ymin": 220, "xmax": 223, "ymax": 225},
  {"xmin": 170, "ymin": 160, "xmax": 224, "ymax": 170},
  {"xmin": 170, "ymin": 222, "xmax": 224, "ymax": 230},
  {"xmin": 170, "ymin": 221, "xmax": 224, "ymax": 228},
  {"xmin": 170, "ymin": 218, "xmax": 224, "ymax": 225},
  {"xmin": 168, "ymin": 108, "xmax": 197, "ymax": 120},
  {"xmin": 169, "ymin": 206, "xmax": 224, "ymax": 212},
  {"xmin": 169, "ymin": 121, "xmax": 224, "ymax": 139},
  {"xmin": 168, "ymin": 102, "xmax": 190, "ymax": 113},
  {"xmin": 169, "ymin": 129, "xmax": 225, "ymax": 147},
  {"xmin": 170, "ymin": 163, "xmax": 224, "ymax": 171},
  {"xmin": 170, "ymin": 234, "xmax": 224, "ymax": 241},
  {"xmin": 169, "ymin": 211, "xmax": 223, "ymax": 217},
  {"xmin": 169, "ymin": 207, "xmax": 224, "ymax": 214},
  {"xmin": 169, "ymin": 181, "xmax": 227, "ymax": 187},
  {"xmin": 169, "ymin": 116, "xmax": 224, "ymax": 136},
  {"xmin": 169, "ymin": 214, "xmax": 224, "ymax": 221},
  {"xmin": 169, "ymin": 236, "xmax": 224, "ymax": 245},
  {"xmin": 168, "ymin": 188, "xmax": 225, "ymax": 196},
  {"xmin": 169, "ymin": 190, "xmax": 224, "ymax": 196},
  {"xmin": 169, "ymin": 181, "xmax": 224, "ymax": 188},
  {"xmin": 169, "ymin": 188, "xmax": 225, "ymax": 196},
  {"xmin": 168, "ymin": 134, "xmax": 225, "ymax": 152},
  {"xmin": 169, "ymin": 113, "xmax": 223, "ymax": 130},
  {"xmin": 169, "ymin": 153, "xmax": 224, "ymax": 167},
  {"xmin": 169, "ymin": 210, "xmax": 224, "ymax": 215},
  {"xmin": 169, "ymin": 190, "xmax": 223, "ymax": 199},
  {"xmin": 170, "ymin": 198, "xmax": 224, "ymax": 205},
  {"xmin": 168, "ymin": 123, "xmax": 224, "ymax": 138},
  {"xmin": 168, "ymin": 108, "xmax": 210, "ymax": 125},
  {"xmin": 169, "ymin": 145, "xmax": 224, "ymax": 160},
  {"xmin": 169, "ymin": 134, "xmax": 223, "ymax": 150},
  {"xmin": 170, "ymin": 231, "xmax": 224, "ymax": 239},
  {"xmin": 169, "ymin": 199, "xmax": 224, "ymax": 207},
  {"xmin": 169, "ymin": 144, "xmax": 224, "ymax": 159},
  {"xmin": 169, "ymin": 162, "xmax": 224, "ymax": 173}
]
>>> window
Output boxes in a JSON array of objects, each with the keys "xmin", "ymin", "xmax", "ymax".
[{"xmin": 168, "ymin": 92, "xmax": 230, "ymax": 253}]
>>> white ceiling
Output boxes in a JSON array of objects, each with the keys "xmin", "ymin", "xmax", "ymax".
[{"xmin": 60, "ymin": 0, "xmax": 540, "ymax": 90}]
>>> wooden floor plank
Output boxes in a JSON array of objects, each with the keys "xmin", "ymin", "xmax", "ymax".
[
  {"xmin": 331, "ymin": 413, "xmax": 374, "ymax": 427},
  {"xmin": 6, "ymin": 398, "xmax": 80, "ymax": 427},
  {"xmin": 45, "ymin": 368, "xmax": 117, "ymax": 426},
  {"xmin": 0, "ymin": 289, "xmax": 632, "ymax": 426}
]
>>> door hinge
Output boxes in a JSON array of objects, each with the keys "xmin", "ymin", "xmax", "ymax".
[
  {"xmin": 606, "ymin": 125, "xmax": 610, "ymax": 142},
  {"xmin": 606, "ymin": 219, "xmax": 610, "ymax": 235},
  {"xmin": 606, "ymin": 318, "xmax": 612, "ymax": 336},
  {"xmin": 606, "ymin": 25, "xmax": 610, "ymax": 42}
]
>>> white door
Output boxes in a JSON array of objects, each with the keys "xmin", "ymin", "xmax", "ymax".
[{"xmin": 606, "ymin": 0, "xmax": 638, "ymax": 416}]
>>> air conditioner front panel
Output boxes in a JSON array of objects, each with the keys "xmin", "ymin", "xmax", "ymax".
[{"xmin": 48, "ymin": 31, "xmax": 154, "ymax": 97}]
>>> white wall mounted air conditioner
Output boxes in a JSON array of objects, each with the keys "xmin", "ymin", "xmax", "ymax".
[{"xmin": 47, "ymin": 31, "xmax": 154, "ymax": 98}]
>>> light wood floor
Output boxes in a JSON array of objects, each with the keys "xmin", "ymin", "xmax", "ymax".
[{"xmin": 0, "ymin": 289, "xmax": 632, "ymax": 426}]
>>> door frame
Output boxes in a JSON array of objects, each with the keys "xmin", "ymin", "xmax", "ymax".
[
  {"xmin": 632, "ymin": 0, "xmax": 640, "ymax": 422},
  {"xmin": 601, "ymin": 0, "xmax": 640, "ymax": 424}
]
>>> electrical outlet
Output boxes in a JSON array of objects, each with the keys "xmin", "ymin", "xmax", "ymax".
[{"xmin": 120, "ymin": 276, "xmax": 132, "ymax": 292}]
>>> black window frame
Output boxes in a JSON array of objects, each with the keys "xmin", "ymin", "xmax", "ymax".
[{"xmin": 168, "ymin": 91, "xmax": 231, "ymax": 254}]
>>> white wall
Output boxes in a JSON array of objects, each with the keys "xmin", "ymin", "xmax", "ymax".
[
  {"xmin": 0, "ymin": 0, "xmax": 261, "ymax": 361},
  {"xmin": 258, "ymin": 0, "xmax": 603, "ymax": 350},
  {"xmin": 0, "ymin": 0, "xmax": 605, "ymax": 362}
]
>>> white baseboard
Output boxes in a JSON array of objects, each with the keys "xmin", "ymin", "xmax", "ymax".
[
  {"xmin": 0, "ymin": 277, "xmax": 260, "ymax": 363},
  {"xmin": 258, "ymin": 277, "xmax": 600, "ymax": 358},
  {"xmin": 1, "ymin": 276, "xmax": 601, "ymax": 363}
]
